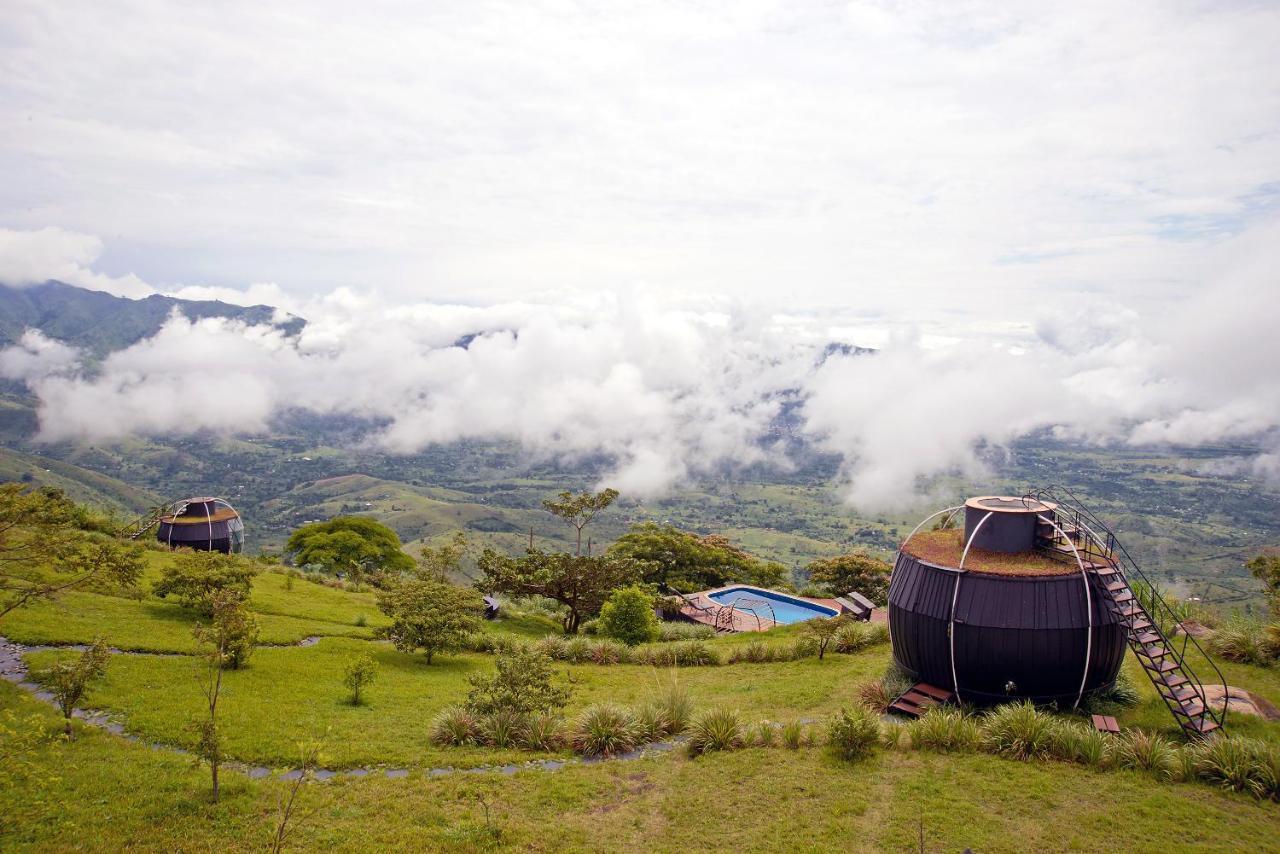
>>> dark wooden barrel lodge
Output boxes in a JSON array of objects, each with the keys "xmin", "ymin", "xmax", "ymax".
[
  {"xmin": 887, "ymin": 496, "xmax": 1126, "ymax": 707},
  {"xmin": 156, "ymin": 497, "xmax": 245, "ymax": 554}
]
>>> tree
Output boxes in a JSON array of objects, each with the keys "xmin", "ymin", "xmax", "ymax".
[
  {"xmin": 270, "ymin": 738, "xmax": 325, "ymax": 853},
  {"xmin": 597, "ymin": 585, "xmax": 659, "ymax": 645},
  {"xmin": 465, "ymin": 647, "xmax": 571, "ymax": 716},
  {"xmin": 343, "ymin": 653, "xmax": 378, "ymax": 705},
  {"xmin": 806, "ymin": 553, "xmax": 892, "ymax": 605},
  {"xmin": 191, "ymin": 591, "xmax": 244, "ymax": 803},
  {"xmin": 42, "ymin": 638, "xmax": 110, "ymax": 737},
  {"xmin": 477, "ymin": 549, "xmax": 645, "ymax": 633},
  {"xmin": 286, "ymin": 517, "xmax": 415, "ymax": 587},
  {"xmin": 152, "ymin": 551, "xmax": 256, "ymax": 615},
  {"xmin": 1, "ymin": 483, "xmax": 144, "ymax": 620},
  {"xmin": 803, "ymin": 615, "xmax": 850, "ymax": 661},
  {"xmin": 418, "ymin": 531, "xmax": 469, "ymax": 582},
  {"xmin": 542, "ymin": 488, "xmax": 619, "ymax": 555},
  {"xmin": 607, "ymin": 522, "xmax": 787, "ymax": 592},
  {"xmin": 1247, "ymin": 553, "xmax": 1280, "ymax": 618},
  {"xmin": 376, "ymin": 579, "xmax": 482, "ymax": 664}
]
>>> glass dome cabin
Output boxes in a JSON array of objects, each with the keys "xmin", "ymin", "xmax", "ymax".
[
  {"xmin": 887, "ymin": 496, "xmax": 1126, "ymax": 707},
  {"xmin": 156, "ymin": 497, "xmax": 245, "ymax": 554}
]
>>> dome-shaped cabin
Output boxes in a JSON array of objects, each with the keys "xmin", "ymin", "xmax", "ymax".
[
  {"xmin": 156, "ymin": 497, "xmax": 244, "ymax": 554},
  {"xmin": 888, "ymin": 496, "xmax": 1126, "ymax": 707}
]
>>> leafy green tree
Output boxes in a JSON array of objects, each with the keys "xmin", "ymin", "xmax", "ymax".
[
  {"xmin": 376, "ymin": 580, "xmax": 482, "ymax": 664},
  {"xmin": 0, "ymin": 484, "xmax": 144, "ymax": 620},
  {"xmin": 42, "ymin": 638, "xmax": 110, "ymax": 737},
  {"xmin": 465, "ymin": 647, "xmax": 571, "ymax": 716},
  {"xmin": 191, "ymin": 591, "xmax": 245, "ymax": 803},
  {"xmin": 418, "ymin": 531, "xmax": 469, "ymax": 582},
  {"xmin": 806, "ymin": 553, "xmax": 892, "ymax": 605},
  {"xmin": 152, "ymin": 551, "xmax": 257, "ymax": 615},
  {"xmin": 542, "ymin": 488, "xmax": 619, "ymax": 555},
  {"xmin": 343, "ymin": 653, "xmax": 378, "ymax": 705},
  {"xmin": 1247, "ymin": 553, "xmax": 1280, "ymax": 618},
  {"xmin": 598, "ymin": 585, "xmax": 659, "ymax": 645},
  {"xmin": 286, "ymin": 517, "xmax": 415, "ymax": 587},
  {"xmin": 803, "ymin": 615, "xmax": 851, "ymax": 661},
  {"xmin": 477, "ymin": 549, "xmax": 645, "ymax": 633},
  {"xmin": 607, "ymin": 522, "xmax": 786, "ymax": 592}
]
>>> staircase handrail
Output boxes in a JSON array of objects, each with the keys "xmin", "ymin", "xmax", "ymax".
[{"xmin": 1027, "ymin": 485, "xmax": 1229, "ymax": 730}]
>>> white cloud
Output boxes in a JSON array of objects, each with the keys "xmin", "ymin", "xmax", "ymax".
[{"xmin": 0, "ymin": 227, "xmax": 152, "ymax": 297}]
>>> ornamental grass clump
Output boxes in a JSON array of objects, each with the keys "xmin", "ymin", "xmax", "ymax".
[
  {"xmin": 856, "ymin": 680, "xmax": 892, "ymax": 713},
  {"xmin": 519, "ymin": 711, "xmax": 566, "ymax": 751},
  {"xmin": 634, "ymin": 704, "xmax": 670, "ymax": 743},
  {"xmin": 532, "ymin": 636, "xmax": 569, "ymax": 661},
  {"xmin": 570, "ymin": 705, "xmax": 640, "ymax": 757},
  {"xmin": 686, "ymin": 709, "xmax": 746, "ymax": 756},
  {"xmin": 1046, "ymin": 719, "xmax": 1111, "ymax": 768},
  {"xmin": 833, "ymin": 621, "xmax": 889, "ymax": 654},
  {"xmin": 652, "ymin": 678, "xmax": 694, "ymax": 735},
  {"xmin": 478, "ymin": 708, "xmax": 526, "ymax": 748},
  {"xmin": 430, "ymin": 706, "xmax": 479, "ymax": 746},
  {"xmin": 1113, "ymin": 730, "xmax": 1180, "ymax": 781},
  {"xmin": 1188, "ymin": 735, "xmax": 1279, "ymax": 799},
  {"xmin": 781, "ymin": 720, "xmax": 805, "ymax": 749},
  {"xmin": 633, "ymin": 640, "xmax": 721, "ymax": 667},
  {"xmin": 827, "ymin": 706, "xmax": 881, "ymax": 761},
  {"xmin": 753, "ymin": 721, "xmax": 775, "ymax": 747},
  {"xmin": 981, "ymin": 701, "xmax": 1055, "ymax": 760},
  {"xmin": 907, "ymin": 708, "xmax": 981, "ymax": 753},
  {"xmin": 585, "ymin": 639, "xmax": 630, "ymax": 665},
  {"xmin": 656, "ymin": 622, "xmax": 715, "ymax": 642},
  {"xmin": 1207, "ymin": 619, "xmax": 1278, "ymax": 666},
  {"xmin": 727, "ymin": 641, "xmax": 798, "ymax": 664}
]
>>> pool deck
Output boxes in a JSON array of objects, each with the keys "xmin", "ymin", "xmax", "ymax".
[{"xmin": 676, "ymin": 586, "xmax": 863, "ymax": 633}]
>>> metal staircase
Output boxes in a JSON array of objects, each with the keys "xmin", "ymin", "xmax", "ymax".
[
  {"xmin": 118, "ymin": 499, "xmax": 186, "ymax": 542},
  {"xmin": 1027, "ymin": 486, "xmax": 1227, "ymax": 739}
]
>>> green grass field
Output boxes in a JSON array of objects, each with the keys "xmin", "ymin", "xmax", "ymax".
[{"xmin": 2, "ymin": 547, "xmax": 1278, "ymax": 852}]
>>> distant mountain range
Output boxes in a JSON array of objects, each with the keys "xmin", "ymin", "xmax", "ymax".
[{"xmin": 0, "ymin": 280, "xmax": 305, "ymax": 357}]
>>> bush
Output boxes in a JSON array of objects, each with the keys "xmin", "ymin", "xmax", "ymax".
[
  {"xmin": 781, "ymin": 720, "xmax": 805, "ymax": 749},
  {"xmin": 832, "ymin": 621, "xmax": 890, "ymax": 654},
  {"xmin": 598, "ymin": 586, "xmax": 659, "ymax": 645},
  {"xmin": 1047, "ymin": 719, "xmax": 1111, "ymax": 767},
  {"xmin": 570, "ymin": 705, "xmax": 639, "ymax": 757},
  {"xmin": 1207, "ymin": 619, "xmax": 1278, "ymax": 666},
  {"xmin": 981, "ymin": 702, "xmax": 1055, "ymax": 760},
  {"xmin": 1113, "ymin": 730, "xmax": 1179, "ymax": 781},
  {"xmin": 354, "ymin": 613, "xmax": 368, "ymax": 628},
  {"xmin": 908, "ymin": 708, "xmax": 981, "ymax": 753},
  {"xmin": 342, "ymin": 653, "xmax": 378, "ymax": 706},
  {"xmin": 881, "ymin": 662, "xmax": 915, "ymax": 700},
  {"xmin": 152, "ymin": 552, "xmax": 257, "ymax": 615},
  {"xmin": 430, "ymin": 706, "xmax": 478, "ymax": 746},
  {"xmin": 579, "ymin": 618, "xmax": 600, "ymax": 636},
  {"xmin": 478, "ymin": 709, "xmax": 527, "ymax": 748},
  {"xmin": 632, "ymin": 640, "xmax": 721, "ymax": 667},
  {"xmin": 520, "ymin": 711, "xmax": 566, "ymax": 751},
  {"xmin": 466, "ymin": 648, "xmax": 571, "ymax": 716},
  {"xmin": 1188, "ymin": 735, "xmax": 1279, "ymax": 799},
  {"xmin": 656, "ymin": 622, "xmax": 715, "ymax": 642},
  {"xmin": 827, "ymin": 706, "xmax": 881, "ymax": 761},
  {"xmin": 687, "ymin": 709, "xmax": 746, "ymax": 755},
  {"xmin": 377, "ymin": 579, "xmax": 483, "ymax": 664}
]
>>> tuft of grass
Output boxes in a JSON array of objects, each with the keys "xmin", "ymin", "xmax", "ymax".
[
  {"xmin": 1083, "ymin": 670, "xmax": 1141, "ymax": 716},
  {"xmin": 634, "ymin": 704, "xmax": 669, "ymax": 743},
  {"xmin": 632, "ymin": 640, "xmax": 721, "ymax": 667},
  {"xmin": 753, "ymin": 720, "xmax": 775, "ymax": 747},
  {"xmin": 686, "ymin": 709, "xmax": 746, "ymax": 756},
  {"xmin": 781, "ymin": 720, "xmax": 805, "ymax": 750},
  {"xmin": 856, "ymin": 679, "xmax": 892, "ymax": 713},
  {"xmin": 1113, "ymin": 730, "xmax": 1179, "ymax": 781},
  {"xmin": 651, "ymin": 678, "xmax": 694, "ymax": 736},
  {"xmin": 519, "ymin": 711, "xmax": 565, "ymax": 752},
  {"xmin": 570, "ymin": 705, "xmax": 639, "ymax": 757},
  {"xmin": 1187, "ymin": 735, "xmax": 1279, "ymax": 799},
  {"xmin": 1047, "ymin": 720, "xmax": 1111, "ymax": 768},
  {"xmin": 827, "ymin": 706, "xmax": 880, "ymax": 761},
  {"xmin": 656, "ymin": 622, "xmax": 715, "ymax": 642},
  {"xmin": 833, "ymin": 621, "xmax": 890, "ymax": 654},
  {"xmin": 907, "ymin": 708, "xmax": 980, "ymax": 753},
  {"xmin": 1206, "ymin": 619, "xmax": 1278, "ymax": 666},
  {"xmin": 430, "ymin": 706, "xmax": 478, "ymax": 747},
  {"xmin": 981, "ymin": 702, "xmax": 1055, "ymax": 761},
  {"xmin": 478, "ymin": 709, "xmax": 526, "ymax": 748}
]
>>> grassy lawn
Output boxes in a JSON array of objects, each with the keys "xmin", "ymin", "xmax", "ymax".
[{"xmin": 2, "ymin": 679, "xmax": 1276, "ymax": 853}]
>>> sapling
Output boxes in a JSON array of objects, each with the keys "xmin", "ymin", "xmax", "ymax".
[
  {"xmin": 43, "ymin": 638, "xmax": 110, "ymax": 737},
  {"xmin": 343, "ymin": 653, "xmax": 378, "ymax": 705}
]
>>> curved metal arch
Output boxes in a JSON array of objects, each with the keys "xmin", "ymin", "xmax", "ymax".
[
  {"xmin": 1037, "ymin": 514, "xmax": 1093, "ymax": 710},
  {"xmin": 948, "ymin": 510, "xmax": 994, "ymax": 701}
]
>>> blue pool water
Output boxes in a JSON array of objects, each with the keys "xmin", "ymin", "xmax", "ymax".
[{"xmin": 707, "ymin": 586, "xmax": 838, "ymax": 625}]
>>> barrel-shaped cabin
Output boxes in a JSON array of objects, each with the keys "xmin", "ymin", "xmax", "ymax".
[
  {"xmin": 156, "ymin": 497, "xmax": 245, "ymax": 554},
  {"xmin": 888, "ymin": 496, "xmax": 1126, "ymax": 706}
]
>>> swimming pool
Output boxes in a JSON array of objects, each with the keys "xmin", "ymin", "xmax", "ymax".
[{"xmin": 706, "ymin": 586, "xmax": 838, "ymax": 625}]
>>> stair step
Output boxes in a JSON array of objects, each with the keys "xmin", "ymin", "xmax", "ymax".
[
  {"xmin": 1118, "ymin": 603, "xmax": 1144, "ymax": 618},
  {"xmin": 1162, "ymin": 685, "xmax": 1199, "ymax": 703},
  {"xmin": 1090, "ymin": 564, "xmax": 1120, "ymax": 576},
  {"xmin": 1105, "ymin": 581, "xmax": 1129, "ymax": 593},
  {"xmin": 1130, "ymin": 619, "xmax": 1153, "ymax": 632},
  {"xmin": 1177, "ymin": 701, "xmax": 1206, "ymax": 717},
  {"xmin": 1144, "ymin": 659, "xmax": 1180, "ymax": 674},
  {"xmin": 1111, "ymin": 590, "xmax": 1134, "ymax": 604},
  {"xmin": 888, "ymin": 700, "xmax": 923, "ymax": 717},
  {"xmin": 1184, "ymin": 717, "xmax": 1221, "ymax": 736},
  {"xmin": 913, "ymin": 683, "xmax": 954, "ymax": 702},
  {"xmin": 1138, "ymin": 645, "xmax": 1169, "ymax": 659},
  {"xmin": 1134, "ymin": 631, "xmax": 1162, "ymax": 645},
  {"xmin": 1161, "ymin": 673, "xmax": 1190, "ymax": 689}
]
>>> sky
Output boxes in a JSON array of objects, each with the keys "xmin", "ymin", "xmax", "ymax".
[{"xmin": 0, "ymin": 1, "xmax": 1278, "ymax": 508}]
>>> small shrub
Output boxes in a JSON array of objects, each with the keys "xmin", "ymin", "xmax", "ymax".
[
  {"xmin": 571, "ymin": 705, "xmax": 639, "ymax": 757},
  {"xmin": 981, "ymin": 701, "xmax": 1055, "ymax": 760},
  {"xmin": 579, "ymin": 618, "xmax": 599, "ymax": 636},
  {"xmin": 531, "ymin": 636, "xmax": 568, "ymax": 661},
  {"xmin": 657, "ymin": 622, "xmax": 715, "ymax": 642},
  {"xmin": 781, "ymin": 720, "xmax": 805, "ymax": 749},
  {"xmin": 1189, "ymin": 735, "xmax": 1279, "ymax": 799},
  {"xmin": 342, "ymin": 653, "xmax": 378, "ymax": 706},
  {"xmin": 1047, "ymin": 719, "xmax": 1110, "ymax": 767},
  {"xmin": 466, "ymin": 648, "xmax": 571, "ymax": 716},
  {"xmin": 430, "ymin": 706, "xmax": 478, "ymax": 746},
  {"xmin": 753, "ymin": 721, "xmax": 775, "ymax": 747},
  {"xmin": 908, "ymin": 708, "xmax": 980, "ymax": 753},
  {"xmin": 827, "ymin": 706, "xmax": 881, "ymax": 761},
  {"xmin": 857, "ymin": 680, "xmax": 892, "ymax": 713},
  {"xmin": 687, "ymin": 709, "xmax": 746, "ymax": 755},
  {"xmin": 1113, "ymin": 729, "xmax": 1179, "ymax": 780},
  {"xmin": 520, "ymin": 711, "xmax": 565, "ymax": 751},
  {"xmin": 1207, "ymin": 619, "xmax": 1278, "ymax": 666},
  {"xmin": 152, "ymin": 551, "xmax": 257, "ymax": 615},
  {"xmin": 597, "ymin": 586, "xmax": 659, "ymax": 646},
  {"xmin": 478, "ymin": 709, "xmax": 527, "ymax": 748},
  {"xmin": 42, "ymin": 638, "xmax": 111, "ymax": 737},
  {"xmin": 354, "ymin": 613, "xmax": 368, "ymax": 628}
]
